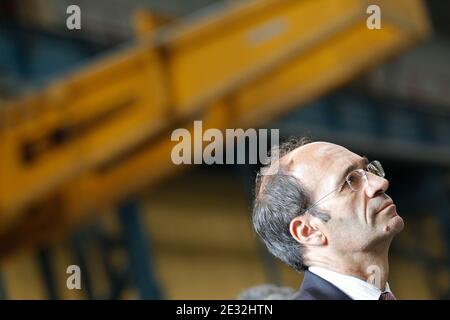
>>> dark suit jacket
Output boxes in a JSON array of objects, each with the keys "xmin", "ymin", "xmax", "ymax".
[{"xmin": 291, "ymin": 270, "xmax": 352, "ymax": 300}]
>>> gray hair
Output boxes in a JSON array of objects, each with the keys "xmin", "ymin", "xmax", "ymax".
[{"xmin": 252, "ymin": 137, "xmax": 330, "ymax": 272}]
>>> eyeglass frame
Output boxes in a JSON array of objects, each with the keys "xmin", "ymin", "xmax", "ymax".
[{"xmin": 302, "ymin": 160, "xmax": 385, "ymax": 215}]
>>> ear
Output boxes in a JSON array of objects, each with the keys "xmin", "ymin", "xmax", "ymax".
[{"xmin": 289, "ymin": 215, "xmax": 326, "ymax": 246}]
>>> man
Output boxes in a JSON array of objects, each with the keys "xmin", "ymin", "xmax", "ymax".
[{"xmin": 252, "ymin": 138, "xmax": 404, "ymax": 300}]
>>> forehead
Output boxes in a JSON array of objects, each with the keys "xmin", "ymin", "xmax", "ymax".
[{"xmin": 283, "ymin": 142, "xmax": 363, "ymax": 191}]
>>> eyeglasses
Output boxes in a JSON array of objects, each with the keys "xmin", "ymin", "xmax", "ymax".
[{"xmin": 303, "ymin": 160, "xmax": 385, "ymax": 214}]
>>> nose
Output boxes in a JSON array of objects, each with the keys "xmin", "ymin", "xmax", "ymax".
[{"xmin": 364, "ymin": 172, "xmax": 389, "ymax": 198}]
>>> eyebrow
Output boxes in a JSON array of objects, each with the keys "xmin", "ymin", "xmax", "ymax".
[{"xmin": 335, "ymin": 156, "xmax": 369, "ymax": 188}]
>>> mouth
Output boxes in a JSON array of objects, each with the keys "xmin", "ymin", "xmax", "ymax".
[{"xmin": 378, "ymin": 200, "xmax": 395, "ymax": 214}]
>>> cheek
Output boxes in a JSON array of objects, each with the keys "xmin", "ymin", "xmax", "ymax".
[
  {"xmin": 345, "ymin": 192, "xmax": 366, "ymax": 217},
  {"xmin": 323, "ymin": 198, "xmax": 365, "ymax": 232},
  {"xmin": 332, "ymin": 195, "xmax": 359, "ymax": 216}
]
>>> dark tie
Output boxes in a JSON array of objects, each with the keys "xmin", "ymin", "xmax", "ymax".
[{"xmin": 379, "ymin": 292, "xmax": 396, "ymax": 300}]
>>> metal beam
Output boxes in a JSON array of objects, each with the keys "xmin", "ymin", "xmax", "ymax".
[
  {"xmin": 118, "ymin": 199, "xmax": 162, "ymax": 299},
  {"xmin": 37, "ymin": 248, "xmax": 59, "ymax": 300}
]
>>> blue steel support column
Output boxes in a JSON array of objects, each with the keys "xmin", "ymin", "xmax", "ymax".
[
  {"xmin": 97, "ymin": 230, "xmax": 130, "ymax": 300},
  {"xmin": 71, "ymin": 232, "xmax": 94, "ymax": 299},
  {"xmin": 37, "ymin": 248, "xmax": 59, "ymax": 300},
  {"xmin": 118, "ymin": 199, "xmax": 162, "ymax": 299}
]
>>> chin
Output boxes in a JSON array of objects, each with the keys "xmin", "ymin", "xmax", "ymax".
[{"xmin": 384, "ymin": 215, "xmax": 404, "ymax": 235}]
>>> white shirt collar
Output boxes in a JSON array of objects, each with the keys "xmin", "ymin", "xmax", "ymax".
[{"xmin": 308, "ymin": 266, "xmax": 393, "ymax": 300}]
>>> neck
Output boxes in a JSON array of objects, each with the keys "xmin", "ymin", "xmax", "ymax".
[{"xmin": 307, "ymin": 241, "xmax": 391, "ymax": 290}]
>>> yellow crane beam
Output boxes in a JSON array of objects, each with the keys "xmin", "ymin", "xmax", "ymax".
[{"xmin": 0, "ymin": 0, "xmax": 430, "ymax": 259}]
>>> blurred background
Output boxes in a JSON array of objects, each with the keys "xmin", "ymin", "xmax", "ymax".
[{"xmin": 0, "ymin": 0, "xmax": 449, "ymax": 299}]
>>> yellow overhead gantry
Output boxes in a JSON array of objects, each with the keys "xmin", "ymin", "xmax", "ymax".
[{"xmin": 0, "ymin": 0, "xmax": 430, "ymax": 259}]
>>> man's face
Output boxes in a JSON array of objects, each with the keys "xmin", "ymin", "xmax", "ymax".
[{"xmin": 285, "ymin": 142, "xmax": 404, "ymax": 252}]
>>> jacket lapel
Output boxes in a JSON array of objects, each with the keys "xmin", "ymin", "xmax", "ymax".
[{"xmin": 292, "ymin": 270, "xmax": 353, "ymax": 300}]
